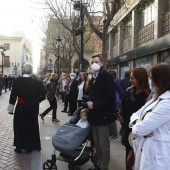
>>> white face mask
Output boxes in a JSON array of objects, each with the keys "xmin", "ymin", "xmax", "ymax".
[
  {"xmin": 91, "ymin": 63, "xmax": 101, "ymax": 72},
  {"xmin": 71, "ymin": 77, "xmax": 74, "ymax": 80},
  {"xmin": 88, "ymin": 74, "xmax": 92, "ymax": 80}
]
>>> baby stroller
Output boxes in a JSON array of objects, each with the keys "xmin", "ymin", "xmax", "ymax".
[{"xmin": 43, "ymin": 96, "xmax": 98, "ymax": 170}]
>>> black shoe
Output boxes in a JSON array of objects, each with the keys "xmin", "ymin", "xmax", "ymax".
[
  {"xmin": 68, "ymin": 113, "xmax": 73, "ymax": 116},
  {"xmin": 15, "ymin": 148, "xmax": 22, "ymax": 153},
  {"xmin": 61, "ymin": 110, "xmax": 67, "ymax": 112}
]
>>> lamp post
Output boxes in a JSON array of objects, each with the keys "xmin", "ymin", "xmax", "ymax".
[
  {"xmin": 12, "ymin": 62, "xmax": 19, "ymax": 76},
  {"xmin": 72, "ymin": 0, "xmax": 89, "ymax": 71},
  {"xmin": 0, "ymin": 45, "xmax": 6, "ymax": 74},
  {"xmin": 56, "ymin": 36, "xmax": 62, "ymax": 75}
]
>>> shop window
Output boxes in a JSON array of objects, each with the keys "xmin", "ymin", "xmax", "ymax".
[
  {"xmin": 159, "ymin": 51, "xmax": 170, "ymax": 64},
  {"xmin": 135, "ymin": 55, "xmax": 153, "ymax": 70},
  {"xmin": 141, "ymin": 3, "xmax": 155, "ymax": 27},
  {"xmin": 120, "ymin": 62, "xmax": 131, "ymax": 79}
]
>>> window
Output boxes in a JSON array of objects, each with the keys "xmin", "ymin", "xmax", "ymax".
[
  {"xmin": 123, "ymin": 20, "xmax": 132, "ymax": 39},
  {"xmin": 113, "ymin": 32, "xmax": 118, "ymax": 46},
  {"xmin": 4, "ymin": 43, "xmax": 10, "ymax": 50},
  {"xmin": 4, "ymin": 56, "xmax": 10, "ymax": 66},
  {"xmin": 142, "ymin": 3, "xmax": 155, "ymax": 27}
]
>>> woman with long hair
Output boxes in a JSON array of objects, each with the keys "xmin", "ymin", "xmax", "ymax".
[
  {"xmin": 77, "ymin": 72, "xmax": 89, "ymax": 107},
  {"xmin": 130, "ymin": 63, "xmax": 170, "ymax": 170},
  {"xmin": 117, "ymin": 67, "xmax": 150, "ymax": 170}
]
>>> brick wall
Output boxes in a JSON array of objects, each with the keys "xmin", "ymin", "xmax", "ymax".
[
  {"xmin": 138, "ymin": 22, "xmax": 154, "ymax": 45},
  {"xmin": 122, "ymin": 37, "xmax": 132, "ymax": 53},
  {"xmin": 113, "ymin": 45, "xmax": 118, "ymax": 57}
]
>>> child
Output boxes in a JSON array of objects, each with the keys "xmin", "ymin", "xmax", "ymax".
[{"xmin": 76, "ymin": 108, "xmax": 90, "ymax": 128}]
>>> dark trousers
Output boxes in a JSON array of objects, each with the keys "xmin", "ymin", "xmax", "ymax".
[
  {"xmin": 77, "ymin": 100, "xmax": 82, "ymax": 108},
  {"xmin": 0, "ymin": 85, "xmax": 3, "ymax": 94},
  {"xmin": 5, "ymin": 83, "xmax": 8, "ymax": 92},
  {"xmin": 63, "ymin": 94, "xmax": 69, "ymax": 111},
  {"xmin": 60, "ymin": 92, "xmax": 65, "ymax": 103},
  {"xmin": 43, "ymin": 97, "xmax": 57, "ymax": 119},
  {"xmin": 68, "ymin": 95, "xmax": 77, "ymax": 115}
]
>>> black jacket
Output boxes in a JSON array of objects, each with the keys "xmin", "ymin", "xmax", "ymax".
[
  {"xmin": 89, "ymin": 67, "xmax": 116, "ymax": 126},
  {"xmin": 69, "ymin": 79, "xmax": 78, "ymax": 96},
  {"xmin": 121, "ymin": 86, "xmax": 148, "ymax": 145}
]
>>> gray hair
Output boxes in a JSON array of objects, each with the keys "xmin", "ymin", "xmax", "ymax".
[
  {"xmin": 70, "ymin": 73, "xmax": 76, "ymax": 78},
  {"xmin": 23, "ymin": 63, "xmax": 33, "ymax": 74}
]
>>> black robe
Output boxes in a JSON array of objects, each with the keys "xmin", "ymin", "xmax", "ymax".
[{"xmin": 9, "ymin": 77, "xmax": 46, "ymax": 150}]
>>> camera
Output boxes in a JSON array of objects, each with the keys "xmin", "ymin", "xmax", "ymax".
[{"xmin": 81, "ymin": 95, "xmax": 89, "ymax": 108}]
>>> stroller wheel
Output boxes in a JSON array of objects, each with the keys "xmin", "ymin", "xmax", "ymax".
[{"xmin": 43, "ymin": 161, "xmax": 57, "ymax": 170}]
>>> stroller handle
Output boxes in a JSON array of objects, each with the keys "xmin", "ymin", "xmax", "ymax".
[{"xmin": 74, "ymin": 139, "xmax": 89, "ymax": 162}]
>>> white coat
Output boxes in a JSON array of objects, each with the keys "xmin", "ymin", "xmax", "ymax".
[{"xmin": 129, "ymin": 91, "xmax": 170, "ymax": 170}]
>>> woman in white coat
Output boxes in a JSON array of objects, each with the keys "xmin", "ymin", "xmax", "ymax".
[{"xmin": 130, "ymin": 63, "xmax": 170, "ymax": 170}]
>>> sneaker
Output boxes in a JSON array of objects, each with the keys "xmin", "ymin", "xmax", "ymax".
[{"xmin": 112, "ymin": 137, "xmax": 119, "ymax": 141}]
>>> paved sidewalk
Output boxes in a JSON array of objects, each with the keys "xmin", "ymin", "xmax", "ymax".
[
  {"xmin": 0, "ymin": 90, "xmax": 126, "ymax": 170},
  {"xmin": 0, "ymin": 90, "xmax": 41, "ymax": 170}
]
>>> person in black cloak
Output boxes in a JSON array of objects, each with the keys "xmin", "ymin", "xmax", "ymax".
[{"xmin": 7, "ymin": 63, "xmax": 46, "ymax": 153}]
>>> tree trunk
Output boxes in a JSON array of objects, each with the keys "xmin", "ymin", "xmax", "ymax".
[{"xmin": 102, "ymin": 23, "xmax": 109, "ymax": 69}]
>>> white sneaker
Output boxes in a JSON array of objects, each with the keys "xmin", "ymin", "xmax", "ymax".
[{"xmin": 110, "ymin": 137, "xmax": 119, "ymax": 141}]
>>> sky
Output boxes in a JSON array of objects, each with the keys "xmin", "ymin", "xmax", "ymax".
[
  {"xmin": 0, "ymin": 0, "xmax": 45, "ymax": 73},
  {"xmin": 0, "ymin": 0, "xmax": 103, "ymax": 73}
]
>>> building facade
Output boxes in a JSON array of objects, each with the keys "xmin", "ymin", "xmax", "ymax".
[
  {"xmin": 108, "ymin": 0, "xmax": 170, "ymax": 79},
  {"xmin": 0, "ymin": 35, "xmax": 32, "ymax": 76}
]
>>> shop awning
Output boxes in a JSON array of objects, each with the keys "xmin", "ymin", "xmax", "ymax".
[{"xmin": 109, "ymin": 34, "xmax": 170, "ymax": 65}]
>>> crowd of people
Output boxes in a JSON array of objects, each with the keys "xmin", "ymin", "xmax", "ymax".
[
  {"xmin": 0, "ymin": 74, "xmax": 16, "ymax": 95},
  {"xmin": 4, "ymin": 56, "xmax": 170, "ymax": 170}
]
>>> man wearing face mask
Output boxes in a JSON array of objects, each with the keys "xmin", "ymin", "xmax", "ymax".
[{"xmin": 87, "ymin": 55, "xmax": 116, "ymax": 170}]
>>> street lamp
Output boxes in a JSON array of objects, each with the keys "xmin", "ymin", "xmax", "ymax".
[
  {"xmin": 56, "ymin": 35, "xmax": 62, "ymax": 75},
  {"xmin": 12, "ymin": 62, "xmax": 19, "ymax": 76},
  {"xmin": 72, "ymin": 0, "xmax": 89, "ymax": 71},
  {"xmin": 0, "ymin": 45, "xmax": 6, "ymax": 74}
]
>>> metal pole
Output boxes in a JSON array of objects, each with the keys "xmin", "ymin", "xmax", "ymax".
[
  {"xmin": 1, "ymin": 52, "xmax": 3, "ymax": 74},
  {"xmin": 80, "ymin": 0, "xmax": 84, "ymax": 71},
  {"xmin": 58, "ymin": 45, "xmax": 60, "ymax": 76}
]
